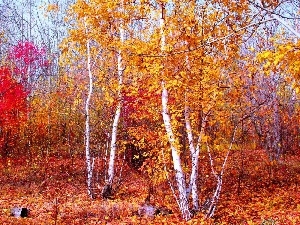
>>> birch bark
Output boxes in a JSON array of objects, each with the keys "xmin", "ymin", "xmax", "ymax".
[
  {"xmin": 185, "ymin": 103, "xmax": 207, "ymax": 210},
  {"xmin": 106, "ymin": 0, "xmax": 125, "ymax": 189},
  {"xmin": 84, "ymin": 20, "xmax": 94, "ymax": 198},
  {"xmin": 205, "ymin": 127, "xmax": 237, "ymax": 218},
  {"xmin": 160, "ymin": 4, "xmax": 191, "ymax": 221}
]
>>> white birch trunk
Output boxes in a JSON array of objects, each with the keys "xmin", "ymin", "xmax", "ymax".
[
  {"xmin": 185, "ymin": 103, "xmax": 206, "ymax": 210},
  {"xmin": 184, "ymin": 104, "xmax": 197, "ymax": 204},
  {"xmin": 107, "ymin": 1, "xmax": 125, "ymax": 187},
  {"xmin": 84, "ymin": 21, "xmax": 94, "ymax": 198},
  {"xmin": 161, "ymin": 82, "xmax": 191, "ymax": 220},
  {"xmin": 206, "ymin": 127, "xmax": 237, "ymax": 218},
  {"xmin": 107, "ymin": 101, "xmax": 121, "ymax": 186},
  {"xmin": 160, "ymin": 5, "xmax": 191, "ymax": 221}
]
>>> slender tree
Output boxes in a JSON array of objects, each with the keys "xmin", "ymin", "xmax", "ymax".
[
  {"xmin": 84, "ymin": 18, "xmax": 94, "ymax": 198},
  {"xmin": 160, "ymin": 3, "xmax": 192, "ymax": 220}
]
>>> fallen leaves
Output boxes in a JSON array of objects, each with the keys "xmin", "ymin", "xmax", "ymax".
[{"xmin": 0, "ymin": 151, "xmax": 299, "ymax": 224}]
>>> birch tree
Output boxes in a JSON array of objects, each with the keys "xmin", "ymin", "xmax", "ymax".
[
  {"xmin": 104, "ymin": 0, "xmax": 125, "ymax": 197},
  {"xmin": 61, "ymin": 0, "xmax": 300, "ymax": 220},
  {"xmin": 160, "ymin": 3, "xmax": 193, "ymax": 220},
  {"xmin": 155, "ymin": 0, "xmax": 255, "ymax": 220},
  {"xmin": 84, "ymin": 19, "xmax": 94, "ymax": 198}
]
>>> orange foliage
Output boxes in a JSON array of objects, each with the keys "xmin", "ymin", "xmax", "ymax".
[{"xmin": 0, "ymin": 148, "xmax": 299, "ymax": 224}]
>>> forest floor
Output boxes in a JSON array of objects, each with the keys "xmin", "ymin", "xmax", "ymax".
[{"xmin": 0, "ymin": 148, "xmax": 299, "ymax": 225}]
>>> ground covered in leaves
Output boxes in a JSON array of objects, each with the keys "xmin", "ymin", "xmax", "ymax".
[{"xmin": 0, "ymin": 149, "xmax": 299, "ymax": 224}]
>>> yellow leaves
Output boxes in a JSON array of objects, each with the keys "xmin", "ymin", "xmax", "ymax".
[
  {"xmin": 161, "ymin": 44, "xmax": 173, "ymax": 53},
  {"xmin": 103, "ymin": 90, "xmax": 114, "ymax": 105},
  {"xmin": 279, "ymin": 44, "xmax": 293, "ymax": 52},
  {"xmin": 179, "ymin": 71, "xmax": 186, "ymax": 78},
  {"xmin": 247, "ymin": 220, "xmax": 256, "ymax": 225},
  {"xmin": 262, "ymin": 51, "xmax": 272, "ymax": 59},
  {"xmin": 106, "ymin": 1, "xmax": 118, "ymax": 10},
  {"xmin": 256, "ymin": 41, "xmax": 300, "ymax": 81},
  {"xmin": 187, "ymin": 217, "xmax": 207, "ymax": 225},
  {"xmin": 0, "ymin": 31, "xmax": 5, "ymax": 40},
  {"xmin": 258, "ymin": 50, "xmax": 272, "ymax": 61},
  {"xmin": 169, "ymin": 79, "xmax": 181, "ymax": 87},
  {"xmin": 249, "ymin": 47, "xmax": 255, "ymax": 52},
  {"xmin": 7, "ymin": 159, "xmax": 11, "ymax": 167},
  {"xmin": 263, "ymin": 61, "xmax": 271, "ymax": 70},
  {"xmin": 73, "ymin": 98, "xmax": 82, "ymax": 108},
  {"xmin": 70, "ymin": 0, "xmax": 91, "ymax": 19},
  {"xmin": 2, "ymin": 208, "xmax": 9, "ymax": 216},
  {"xmin": 202, "ymin": 135, "xmax": 209, "ymax": 143},
  {"xmin": 156, "ymin": 0, "xmax": 170, "ymax": 4},
  {"xmin": 46, "ymin": 4, "xmax": 59, "ymax": 12},
  {"xmin": 273, "ymin": 53, "xmax": 284, "ymax": 66}
]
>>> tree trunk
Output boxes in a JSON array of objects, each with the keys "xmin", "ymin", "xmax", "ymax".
[
  {"xmin": 84, "ymin": 21, "xmax": 94, "ymax": 198},
  {"xmin": 205, "ymin": 127, "xmax": 237, "ymax": 218},
  {"xmin": 161, "ymin": 82, "xmax": 191, "ymax": 220},
  {"xmin": 106, "ymin": 0, "xmax": 125, "ymax": 192},
  {"xmin": 185, "ymin": 104, "xmax": 207, "ymax": 211},
  {"xmin": 160, "ymin": 5, "xmax": 191, "ymax": 221}
]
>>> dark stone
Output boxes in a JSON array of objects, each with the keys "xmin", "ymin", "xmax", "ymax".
[
  {"xmin": 138, "ymin": 203, "xmax": 158, "ymax": 217},
  {"xmin": 102, "ymin": 184, "xmax": 114, "ymax": 200},
  {"xmin": 21, "ymin": 208, "xmax": 29, "ymax": 217},
  {"xmin": 155, "ymin": 206, "xmax": 173, "ymax": 216},
  {"xmin": 137, "ymin": 204, "xmax": 173, "ymax": 217},
  {"xmin": 11, "ymin": 207, "xmax": 29, "ymax": 218}
]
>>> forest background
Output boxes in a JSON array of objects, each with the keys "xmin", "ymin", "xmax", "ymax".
[{"xmin": 0, "ymin": 0, "xmax": 300, "ymax": 224}]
